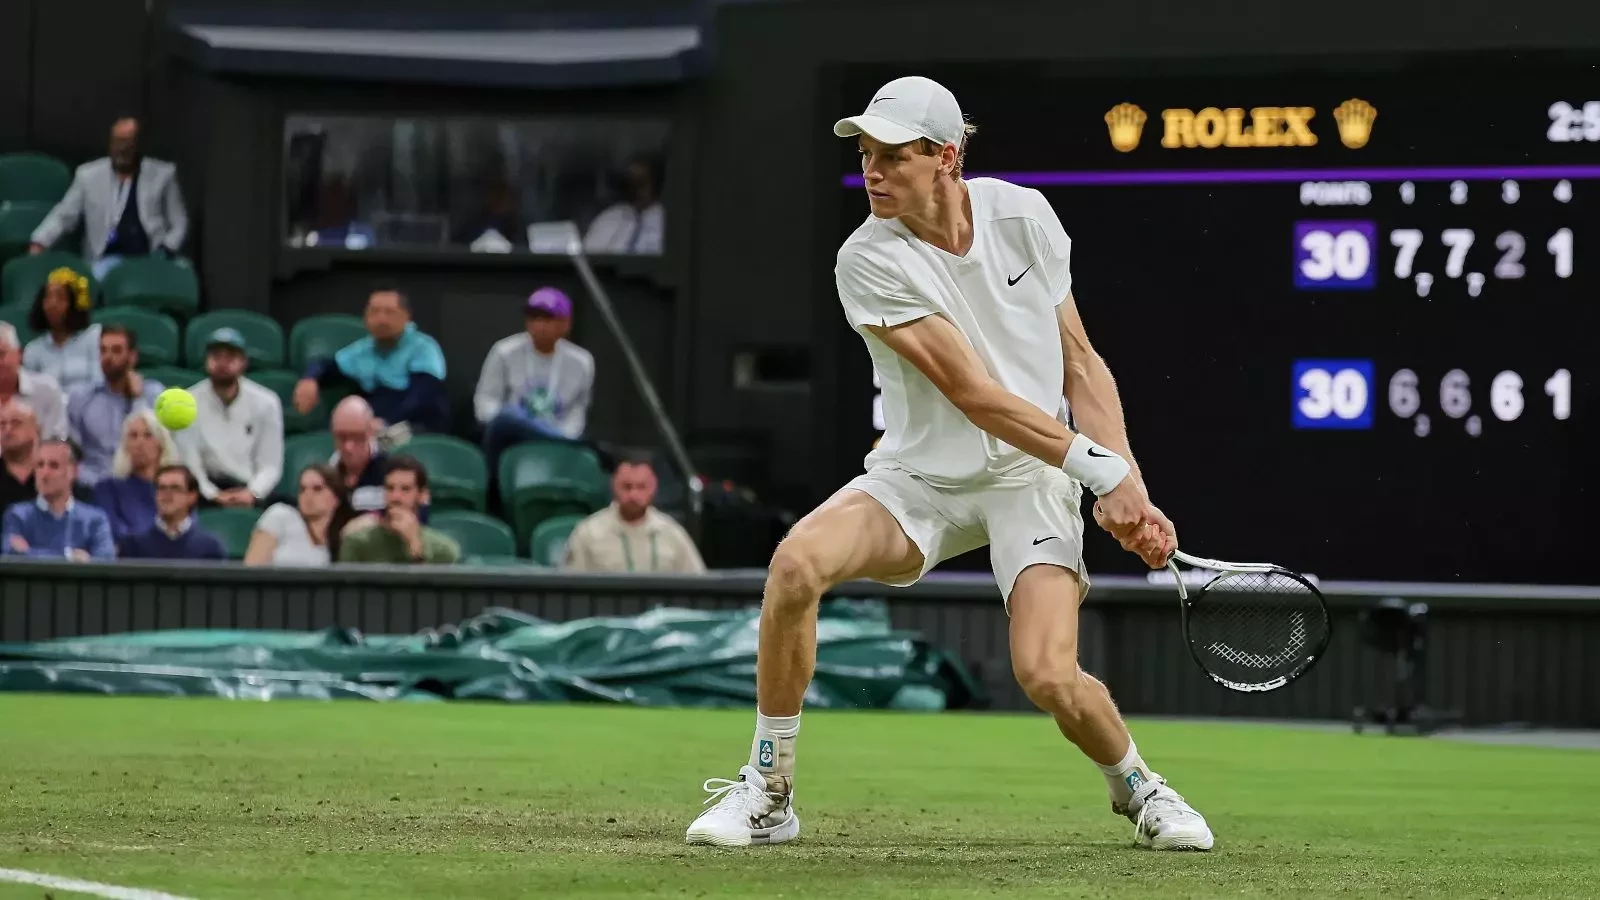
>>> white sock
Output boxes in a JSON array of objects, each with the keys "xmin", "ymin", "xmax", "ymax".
[
  {"xmin": 1096, "ymin": 738, "xmax": 1158, "ymax": 807},
  {"xmin": 749, "ymin": 710, "xmax": 800, "ymax": 794}
]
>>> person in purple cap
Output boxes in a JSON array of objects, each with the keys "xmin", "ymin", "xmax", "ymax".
[{"xmin": 474, "ymin": 286, "xmax": 595, "ymax": 475}]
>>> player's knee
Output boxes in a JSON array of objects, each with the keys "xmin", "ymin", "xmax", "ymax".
[
  {"xmin": 1013, "ymin": 658, "xmax": 1089, "ymax": 717},
  {"xmin": 765, "ymin": 540, "xmax": 827, "ymax": 608}
]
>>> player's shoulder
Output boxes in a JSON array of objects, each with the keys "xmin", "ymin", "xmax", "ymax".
[
  {"xmin": 835, "ymin": 216, "xmax": 915, "ymax": 290},
  {"xmin": 969, "ymin": 177, "xmax": 1058, "ymax": 224}
]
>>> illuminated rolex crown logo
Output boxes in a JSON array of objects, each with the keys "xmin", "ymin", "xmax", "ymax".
[
  {"xmin": 1105, "ymin": 103, "xmax": 1148, "ymax": 152},
  {"xmin": 1332, "ymin": 99, "xmax": 1378, "ymax": 149}
]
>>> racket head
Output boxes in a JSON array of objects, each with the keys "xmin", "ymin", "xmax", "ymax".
[{"xmin": 1179, "ymin": 566, "xmax": 1331, "ymax": 693}]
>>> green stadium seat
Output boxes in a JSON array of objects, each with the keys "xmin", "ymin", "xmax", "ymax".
[
  {"xmin": 498, "ymin": 442, "xmax": 608, "ymax": 548},
  {"xmin": 196, "ymin": 507, "xmax": 262, "ymax": 560},
  {"xmin": 275, "ymin": 431, "xmax": 334, "ymax": 500},
  {"xmin": 101, "ymin": 257, "xmax": 199, "ymax": 319},
  {"xmin": 0, "ymin": 153, "xmax": 71, "ymax": 205},
  {"xmin": 252, "ymin": 369, "xmax": 346, "ymax": 435},
  {"xmin": 92, "ymin": 307, "xmax": 180, "ymax": 366},
  {"xmin": 136, "ymin": 365, "xmax": 202, "ymax": 392},
  {"xmin": 2, "ymin": 251, "xmax": 95, "ymax": 310},
  {"xmin": 0, "ymin": 301, "xmax": 34, "ymax": 344},
  {"xmin": 288, "ymin": 314, "xmax": 367, "ymax": 374},
  {"xmin": 185, "ymin": 310, "xmax": 285, "ymax": 369},
  {"xmin": 399, "ymin": 434, "xmax": 486, "ymax": 512},
  {"xmin": 428, "ymin": 510, "xmax": 516, "ymax": 559},
  {"xmin": 0, "ymin": 202, "xmax": 51, "ymax": 262},
  {"xmin": 462, "ymin": 554, "xmax": 539, "ymax": 568},
  {"xmin": 527, "ymin": 513, "xmax": 585, "ymax": 567}
]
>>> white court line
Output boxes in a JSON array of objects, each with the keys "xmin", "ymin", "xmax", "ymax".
[{"xmin": 0, "ymin": 867, "xmax": 197, "ymax": 900}]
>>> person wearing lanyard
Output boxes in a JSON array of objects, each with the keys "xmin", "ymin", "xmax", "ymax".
[
  {"xmin": 27, "ymin": 116, "xmax": 188, "ymax": 280},
  {"xmin": 475, "ymin": 287, "xmax": 596, "ymax": 482},
  {"xmin": 561, "ymin": 455, "xmax": 705, "ymax": 574}
]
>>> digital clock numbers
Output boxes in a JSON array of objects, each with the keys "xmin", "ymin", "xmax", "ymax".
[{"xmin": 1293, "ymin": 360, "xmax": 1573, "ymax": 434}]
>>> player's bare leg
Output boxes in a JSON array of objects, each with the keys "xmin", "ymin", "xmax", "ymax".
[
  {"xmin": 685, "ymin": 488, "xmax": 924, "ymax": 847},
  {"xmin": 1008, "ymin": 563, "xmax": 1214, "ymax": 851}
]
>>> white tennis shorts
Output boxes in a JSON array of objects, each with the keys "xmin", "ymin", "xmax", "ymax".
[{"xmin": 843, "ymin": 462, "xmax": 1089, "ymax": 606}]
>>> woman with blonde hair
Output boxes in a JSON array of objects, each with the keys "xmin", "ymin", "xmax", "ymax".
[{"xmin": 91, "ymin": 408, "xmax": 180, "ymax": 550}]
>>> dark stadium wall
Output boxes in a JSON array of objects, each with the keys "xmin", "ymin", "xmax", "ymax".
[
  {"xmin": 691, "ymin": 0, "xmax": 1600, "ymax": 505},
  {"xmin": 0, "ymin": 0, "xmax": 157, "ymax": 162}
]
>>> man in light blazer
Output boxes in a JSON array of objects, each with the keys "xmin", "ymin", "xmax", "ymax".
[{"xmin": 29, "ymin": 116, "xmax": 188, "ymax": 280}]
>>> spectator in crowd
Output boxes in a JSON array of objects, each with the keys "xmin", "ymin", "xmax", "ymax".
[
  {"xmin": 1, "ymin": 439, "xmax": 114, "ymax": 560},
  {"xmin": 328, "ymin": 396, "xmax": 389, "ymax": 515},
  {"xmin": 244, "ymin": 464, "xmax": 355, "ymax": 567},
  {"xmin": 563, "ymin": 454, "xmax": 705, "ymax": 574},
  {"xmin": 23, "ymin": 269, "xmax": 101, "ymax": 395},
  {"xmin": 292, "ymin": 288, "xmax": 449, "ymax": 434},
  {"xmin": 179, "ymin": 328, "xmax": 283, "ymax": 508},
  {"xmin": 120, "ymin": 465, "xmax": 226, "ymax": 560},
  {"xmin": 0, "ymin": 323, "xmax": 67, "ymax": 440},
  {"xmin": 338, "ymin": 455, "xmax": 458, "ymax": 564},
  {"xmin": 92, "ymin": 409, "xmax": 180, "ymax": 551},
  {"xmin": 28, "ymin": 115, "xmax": 189, "ymax": 279},
  {"xmin": 68, "ymin": 324, "xmax": 164, "ymax": 485},
  {"xmin": 0, "ymin": 400, "xmax": 92, "ymax": 511},
  {"xmin": 476, "ymin": 287, "xmax": 595, "ymax": 476},
  {"xmin": 583, "ymin": 156, "xmax": 664, "ymax": 256}
]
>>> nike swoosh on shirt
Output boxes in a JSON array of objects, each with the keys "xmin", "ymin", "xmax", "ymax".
[{"xmin": 1007, "ymin": 264, "xmax": 1034, "ymax": 286}]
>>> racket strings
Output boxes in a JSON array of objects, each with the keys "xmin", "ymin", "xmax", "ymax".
[{"xmin": 1185, "ymin": 570, "xmax": 1328, "ymax": 688}]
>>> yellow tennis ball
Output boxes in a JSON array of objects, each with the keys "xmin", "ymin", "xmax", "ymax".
[{"xmin": 155, "ymin": 387, "xmax": 198, "ymax": 431}]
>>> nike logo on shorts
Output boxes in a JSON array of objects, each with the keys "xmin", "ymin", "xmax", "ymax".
[{"xmin": 1032, "ymin": 536, "xmax": 1059, "ymax": 546}]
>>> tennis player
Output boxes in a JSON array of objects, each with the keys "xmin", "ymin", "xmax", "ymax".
[{"xmin": 686, "ymin": 76, "xmax": 1214, "ymax": 852}]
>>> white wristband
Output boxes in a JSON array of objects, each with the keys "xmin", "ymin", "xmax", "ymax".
[{"xmin": 1062, "ymin": 434, "xmax": 1131, "ymax": 496}]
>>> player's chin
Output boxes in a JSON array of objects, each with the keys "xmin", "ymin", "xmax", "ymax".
[{"xmin": 866, "ymin": 193, "xmax": 898, "ymax": 217}]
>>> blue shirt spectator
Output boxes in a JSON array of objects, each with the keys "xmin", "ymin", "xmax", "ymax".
[
  {"xmin": 91, "ymin": 409, "xmax": 181, "ymax": 549},
  {"xmin": 67, "ymin": 324, "xmax": 163, "ymax": 485},
  {"xmin": 21, "ymin": 271, "xmax": 102, "ymax": 395},
  {"xmin": 2, "ymin": 440, "xmax": 115, "ymax": 560},
  {"xmin": 293, "ymin": 289, "xmax": 450, "ymax": 433},
  {"xmin": 121, "ymin": 465, "xmax": 226, "ymax": 560}
]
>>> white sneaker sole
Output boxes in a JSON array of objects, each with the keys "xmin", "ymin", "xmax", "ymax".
[
  {"xmin": 686, "ymin": 813, "xmax": 801, "ymax": 848},
  {"xmin": 1140, "ymin": 829, "xmax": 1214, "ymax": 851}
]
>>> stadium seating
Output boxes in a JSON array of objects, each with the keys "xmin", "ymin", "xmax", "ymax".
[
  {"xmin": 498, "ymin": 442, "xmax": 609, "ymax": 548},
  {"xmin": 2, "ymin": 251, "xmax": 95, "ymax": 309},
  {"xmin": 93, "ymin": 307, "xmax": 180, "ymax": 366},
  {"xmin": 399, "ymin": 434, "xmax": 487, "ymax": 512},
  {"xmin": 288, "ymin": 314, "xmax": 366, "ymax": 373},
  {"xmin": 0, "ymin": 301, "xmax": 33, "ymax": 343},
  {"xmin": 0, "ymin": 202, "xmax": 51, "ymax": 262},
  {"xmin": 101, "ymin": 257, "xmax": 200, "ymax": 319},
  {"xmin": 136, "ymin": 365, "xmax": 202, "ymax": 391},
  {"xmin": 196, "ymin": 507, "xmax": 262, "ymax": 559},
  {"xmin": 276, "ymin": 431, "xmax": 334, "ymax": 499},
  {"xmin": 527, "ymin": 513, "xmax": 585, "ymax": 567},
  {"xmin": 252, "ymin": 369, "xmax": 344, "ymax": 435},
  {"xmin": 0, "ymin": 153, "xmax": 70, "ymax": 205},
  {"xmin": 428, "ymin": 510, "xmax": 517, "ymax": 559},
  {"xmin": 185, "ymin": 310, "xmax": 285, "ymax": 369}
]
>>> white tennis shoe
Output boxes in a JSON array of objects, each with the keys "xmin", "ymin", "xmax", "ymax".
[
  {"xmin": 1119, "ymin": 776, "xmax": 1214, "ymax": 851},
  {"xmin": 684, "ymin": 765, "xmax": 801, "ymax": 848}
]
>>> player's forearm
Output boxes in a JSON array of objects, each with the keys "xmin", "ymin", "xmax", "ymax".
[
  {"xmin": 957, "ymin": 382, "xmax": 1075, "ymax": 469},
  {"xmin": 1065, "ymin": 353, "xmax": 1145, "ymax": 487}
]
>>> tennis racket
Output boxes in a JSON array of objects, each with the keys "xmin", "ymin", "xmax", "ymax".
[{"xmin": 1164, "ymin": 549, "xmax": 1331, "ymax": 694}]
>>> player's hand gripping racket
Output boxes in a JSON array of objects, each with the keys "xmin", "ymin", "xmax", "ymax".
[{"xmin": 1164, "ymin": 549, "xmax": 1331, "ymax": 693}]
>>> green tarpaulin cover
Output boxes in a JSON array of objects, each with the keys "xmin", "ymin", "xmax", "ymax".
[{"xmin": 0, "ymin": 600, "xmax": 984, "ymax": 709}]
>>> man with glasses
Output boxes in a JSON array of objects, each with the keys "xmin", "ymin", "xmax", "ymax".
[{"xmin": 121, "ymin": 465, "xmax": 226, "ymax": 560}]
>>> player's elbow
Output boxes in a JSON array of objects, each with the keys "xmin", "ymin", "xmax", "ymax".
[{"xmin": 945, "ymin": 378, "xmax": 1004, "ymax": 423}]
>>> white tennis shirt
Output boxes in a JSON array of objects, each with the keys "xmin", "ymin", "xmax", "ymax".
[{"xmin": 836, "ymin": 177, "xmax": 1074, "ymax": 488}]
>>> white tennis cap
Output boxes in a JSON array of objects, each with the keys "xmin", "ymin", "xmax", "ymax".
[{"xmin": 833, "ymin": 76, "xmax": 965, "ymax": 146}]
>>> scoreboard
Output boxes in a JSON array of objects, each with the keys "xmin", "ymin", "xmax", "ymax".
[{"xmin": 824, "ymin": 54, "xmax": 1597, "ymax": 584}]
